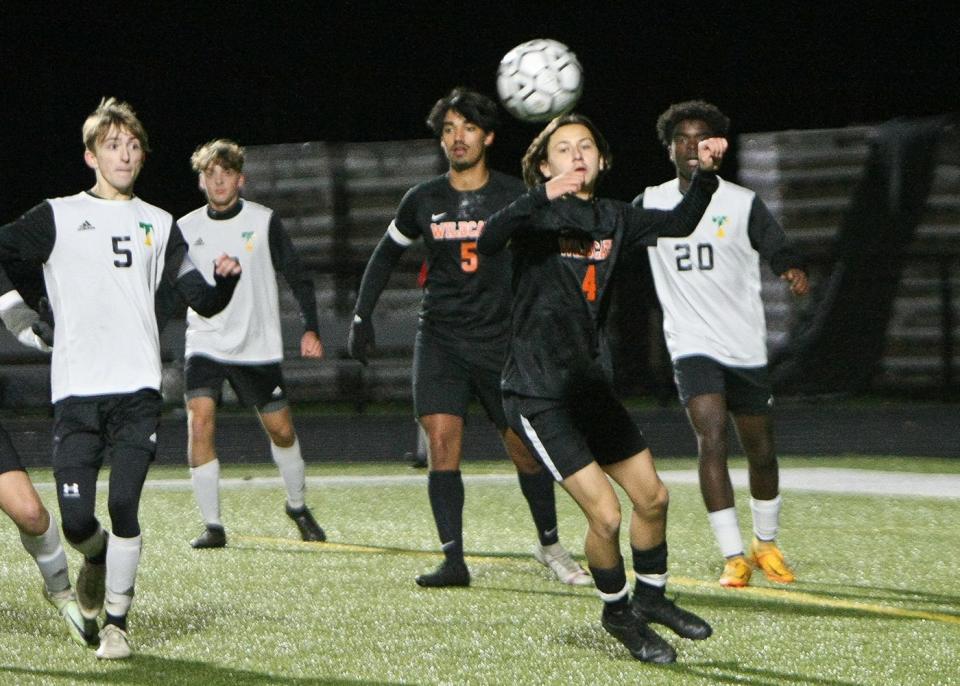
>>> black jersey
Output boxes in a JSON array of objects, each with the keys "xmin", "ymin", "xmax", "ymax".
[
  {"xmin": 477, "ymin": 171, "xmax": 718, "ymax": 399},
  {"xmin": 393, "ymin": 170, "xmax": 525, "ymax": 342}
]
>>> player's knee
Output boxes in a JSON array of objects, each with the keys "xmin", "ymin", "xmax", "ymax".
[
  {"xmin": 189, "ymin": 412, "xmax": 215, "ymax": 443},
  {"xmin": 14, "ymin": 500, "xmax": 49, "ymax": 536},
  {"xmin": 268, "ymin": 426, "xmax": 296, "ymax": 448},
  {"xmin": 588, "ymin": 503, "xmax": 622, "ymax": 542},
  {"xmin": 635, "ymin": 483, "xmax": 670, "ymax": 521}
]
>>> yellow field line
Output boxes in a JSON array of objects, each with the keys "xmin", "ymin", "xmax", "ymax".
[{"xmin": 236, "ymin": 535, "xmax": 960, "ymax": 627}]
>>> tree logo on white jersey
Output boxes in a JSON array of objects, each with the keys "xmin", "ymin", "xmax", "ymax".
[
  {"xmin": 242, "ymin": 231, "xmax": 255, "ymax": 252},
  {"xmin": 139, "ymin": 222, "xmax": 154, "ymax": 246},
  {"xmin": 711, "ymin": 215, "xmax": 728, "ymax": 238}
]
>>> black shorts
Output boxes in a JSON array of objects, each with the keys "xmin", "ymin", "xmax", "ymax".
[
  {"xmin": 503, "ymin": 382, "xmax": 648, "ymax": 481},
  {"xmin": 673, "ymin": 355, "xmax": 773, "ymax": 415},
  {"xmin": 412, "ymin": 329, "xmax": 507, "ymax": 429},
  {"xmin": 184, "ymin": 355, "xmax": 288, "ymax": 413},
  {"xmin": 0, "ymin": 423, "xmax": 25, "ymax": 475},
  {"xmin": 52, "ymin": 389, "xmax": 163, "ymax": 473}
]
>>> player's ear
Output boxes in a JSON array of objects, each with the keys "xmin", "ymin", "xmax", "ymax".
[
  {"xmin": 238, "ymin": 173, "xmax": 246, "ymax": 191},
  {"xmin": 198, "ymin": 173, "xmax": 207, "ymax": 192},
  {"xmin": 539, "ymin": 159, "xmax": 552, "ymax": 179},
  {"xmin": 83, "ymin": 149, "xmax": 98, "ymax": 171},
  {"xmin": 484, "ymin": 130, "xmax": 495, "ymax": 147}
]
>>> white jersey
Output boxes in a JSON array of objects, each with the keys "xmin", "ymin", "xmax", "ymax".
[
  {"xmin": 179, "ymin": 200, "xmax": 283, "ymax": 363},
  {"xmin": 643, "ymin": 177, "xmax": 768, "ymax": 367},
  {"xmin": 45, "ymin": 192, "xmax": 172, "ymax": 401}
]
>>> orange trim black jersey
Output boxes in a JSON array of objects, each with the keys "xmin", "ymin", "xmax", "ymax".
[
  {"xmin": 479, "ymin": 171, "xmax": 718, "ymax": 399},
  {"xmin": 393, "ymin": 170, "xmax": 525, "ymax": 342}
]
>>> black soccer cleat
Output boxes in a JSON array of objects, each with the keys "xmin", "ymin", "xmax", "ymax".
[
  {"xmin": 190, "ymin": 525, "xmax": 227, "ymax": 549},
  {"xmin": 415, "ymin": 559, "xmax": 471, "ymax": 588},
  {"xmin": 407, "ymin": 451, "xmax": 427, "ymax": 469},
  {"xmin": 601, "ymin": 604, "xmax": 676, "ymax": 664},
  {"xmin": 285, "ymin": 504, "xmax": 326, "ymax": 542},
  {"xmin": 632, "ymin": 592, "xmax": 713, "ymax": 640}
]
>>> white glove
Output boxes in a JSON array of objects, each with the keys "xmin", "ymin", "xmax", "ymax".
[{"xmin": 0, "ymin": 290, "xmax": 52, "ymax": 353}]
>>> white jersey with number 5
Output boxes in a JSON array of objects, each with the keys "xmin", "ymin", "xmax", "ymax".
[
  {"xmin": 45, "ymin": 192, "xmax": 171, "ymax": 401},
  {"xmin": 643, "ymin": 177, "xmax": 767, "ymax": 367}
]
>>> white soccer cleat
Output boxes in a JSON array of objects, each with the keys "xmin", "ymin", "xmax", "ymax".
[
  {"xmin": 44, "ymin": 587, "xmax": 96, "ymax": 647},
  {"xmin": 95, "ymin": 624, "xmax": 131, "ymax": 660},
  {"xmin": 533, "ymin": 542, "xmax": 593, "ymax": 586}
]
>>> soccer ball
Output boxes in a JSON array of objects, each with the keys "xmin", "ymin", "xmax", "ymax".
[{"xmin": 496, "ymin": 39, "xmax": 583, "ymax": 123}]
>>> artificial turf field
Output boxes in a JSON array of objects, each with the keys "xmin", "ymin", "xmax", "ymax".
[{"xmin": 1, "ymin": 457, "xmax": 958, "ymax": 685}]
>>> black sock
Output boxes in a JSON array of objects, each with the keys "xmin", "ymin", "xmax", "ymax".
[
  {"xmin": 427, "ymin": 470, "xmax": 464, "ymax": 562},
  {"xmin": 517, "ymin": 470, "xmax": 558, "ymax": 546},
  {"xmin": 632, "ymin": 541, "xmax": 668, "ymax": 598},
  {"xmin": 105, "ymin": 613, "xmax": 127, "ymax": 632},
  {"xmin": 590, "ymin": 561, "xmax": 629, "ymax": 612}
]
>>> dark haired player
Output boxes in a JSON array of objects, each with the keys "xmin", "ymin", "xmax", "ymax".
[
  {"xmin": 636, "ymin": 100, "xmax": 808, "ymax": 588},
  {"xmin": 178, "ymin": 138, "xmax": 326, "ymax": 549},
  {"xmin": 348, "ymin": 88, "xmax": 589, "ymax": 588},
  {"xmin": 478, "ymin": 113, "xmax": 726, "ymax": 663},
  {"xmin": 0, "ymin": 98, "xmax": 241, "ymax": 659}
]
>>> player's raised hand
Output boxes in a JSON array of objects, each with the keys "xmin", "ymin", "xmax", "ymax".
[
  {"xmin": 301, "ymin": 331, "xmax": 325, "ymax": 359},
  {"xmin": 781, "ymin": 268, "xmax": 809, "ymax": 296},
  {"xmin": 697, "ymin": 137, "xmax": 728, "ymax": 172},
  {"xmin": 347, "ymin": 314, "xmax": 375, "ymax": 365},
  {"xmin": 544, "ymin": 167, "xmax": 587, "ymax": 200},
  {"xmin": 213, "ymin": 253, "xmax": 242, "ymax": 277}
]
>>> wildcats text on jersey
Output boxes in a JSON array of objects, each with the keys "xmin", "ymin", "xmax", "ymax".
[
  {"xmin": 430, "ymin": 219, "xmax": 485, "ymax": 240},
  {"xmin": 559, "ymin": 237, "xmax": 613, "ymax": 261}
]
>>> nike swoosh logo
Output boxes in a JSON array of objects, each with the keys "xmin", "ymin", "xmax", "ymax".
[
  {"xmin": 543, "ymin": 527, "xmax": 558, "ymax": 539},
  {"xmin": 431, "ymin": 213, "xmax": 446, "ymax": 222}
]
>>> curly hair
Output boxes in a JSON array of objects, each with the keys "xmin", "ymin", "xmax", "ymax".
[
  {"xmin": 655, "ymin": 100, "xmax": 730, "ymax": 147},
  {"xmin": 520, "ymin": 112, "xmax": 611, "ymax": 188}
]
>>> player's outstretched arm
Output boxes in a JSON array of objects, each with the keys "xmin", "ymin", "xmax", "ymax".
[{"xmin": 477, "ymin": 185, "xmax": 550, "ymax": 255}]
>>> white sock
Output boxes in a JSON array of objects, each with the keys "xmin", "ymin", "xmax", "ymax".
[
  {"xmin": 190, "ymin": 459, "xmax": 222, "ymax": 527},
  {"xmin": 597, "ymin": 581, "xmax": 630, "ymax": 604},
  {"xmin": 708, "ymin": 507, "xmax": 745, "ymax": 558},
  {"xmin": 19, "ymin": 516, "xmax": 70, "ymax": 594},
  {"xmin": 750, "ymin": 495, "xmax": 783, "ymax": 542},
  {"xmin": 72, "ymin": 525, "xmax": 107, "ymax": 559},
  {"xmin": 635, "ymin": 572, "xmax": 669, "ymax": 589},
  {"xmin": 271, "ymin": 437, "xmax": 306, "ymax": 510},
  {"xmin": 104, "ymin": 533, "xmax": 141, "ymax": 619}
]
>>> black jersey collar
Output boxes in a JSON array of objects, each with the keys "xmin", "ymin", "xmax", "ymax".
[{"xmin": 207, "ymin": 199, "xmax": 244, "ymax": 221}]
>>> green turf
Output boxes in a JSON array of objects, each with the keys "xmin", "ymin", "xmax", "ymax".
[{"xmin": 2, "ymin": 459, "xmax": 958, "ymax": 685}]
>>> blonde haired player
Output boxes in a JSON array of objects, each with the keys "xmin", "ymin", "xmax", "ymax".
[
  {"xmin": 178, "ymin": 139, "xmax": 326, "ymax": 549},
  {"xmin": 0, "ymin": 98, "xmax": 242, "ymax": 659}
]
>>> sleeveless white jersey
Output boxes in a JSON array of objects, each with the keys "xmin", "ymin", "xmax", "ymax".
[
  {"xmin": 643, "ymin": 178, "xmax": 768, "ymax": 367},
  {"xmin": 46, "ymin": 192, "xmax": 171, "ymax": 401},
  {"xmin": 178, "ymin": 200, "xmax": 283, "ymax": 363}
]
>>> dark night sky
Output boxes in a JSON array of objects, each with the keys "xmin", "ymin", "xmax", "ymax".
[{"xmin": 1, "ymin": 2, "xmax": 957, "ymax": 220}]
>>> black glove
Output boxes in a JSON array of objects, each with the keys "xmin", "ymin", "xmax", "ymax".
[{"xmin": 347, "ymin": 314, "xmax": 375, "ymax": 365}]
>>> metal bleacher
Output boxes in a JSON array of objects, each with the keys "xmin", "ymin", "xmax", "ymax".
[{"xmin": 739, "ymin": 123, "xmax": 960, "ymax": 394}]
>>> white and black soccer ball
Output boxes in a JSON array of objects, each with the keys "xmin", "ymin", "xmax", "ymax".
[{"xmin": 496, "ymin": 39, "xmax": 583, "ymax": 123}]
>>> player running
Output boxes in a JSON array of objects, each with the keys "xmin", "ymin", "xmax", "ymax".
[
  {"xmin": 177, "ymin": 139, "xmax": 326, "ymax": 549},
  {"xmin": 478, "ymin": 113, "xmax": 726, "ymax": 663},
  {"xmin": 636, "ymin": 100, "xmax": 808, "ymax": 588},
  {"xmin": 0, "ymin": 98, "xmax": 241, "ymax": 659},
  {"xmin": 0, "ymin": 297, "xmax": 96, "ymax": 647},
  {"xmin": 348, "ymin": 88, "xmax": 589, "ymax": 588}
]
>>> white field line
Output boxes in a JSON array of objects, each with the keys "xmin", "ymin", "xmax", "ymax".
[{"xmin": 31, "ymin": 468, "xmax": 960, "ymax": 498}]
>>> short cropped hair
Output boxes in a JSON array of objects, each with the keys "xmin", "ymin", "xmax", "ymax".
[
  {"xmin": 82, "ymin": 97, "xmax": 150, "ymax": 154},
  {"xmin": 521, "ymin": 112, "xmax": 612, "ymax": 188},
  {"xmin": 425, "ymin": 88, "xmax": 500, "ymax": 137},
  {"xmin": 190, "ymin": 139, "xmax": 246, "ymax": 173},
  {"xmin": 655, "ymin": 100, "xmax": 730, "ymax": 147}
]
